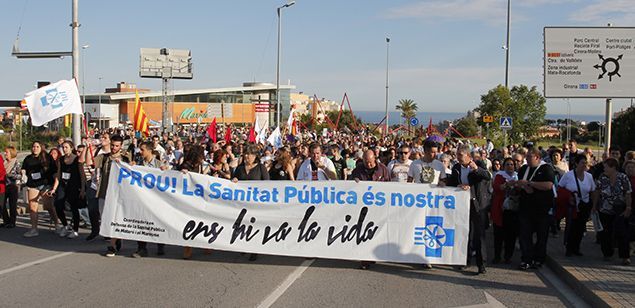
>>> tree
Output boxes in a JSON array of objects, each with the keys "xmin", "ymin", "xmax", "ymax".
[
  {"xmin": 325, "ymin": 109, "xmax": 362, "ymax": 131},
  {"xmin": 586, "ymin": 121, "xmax": 600, "ymax": 132},
  {"xmin": 612, "ymin": 106, "xmax": 635, "ymax": 151},
  {"xmin": 396, "ymin": 99, "xmax": 418, "ymax": 135},
  {"xmin": 476, "ymin": 85, "xmax": 546, "ymax": 145},
  {"xmin": 454, "ymin": 116, "xmax": 478, "ymax": 137}
]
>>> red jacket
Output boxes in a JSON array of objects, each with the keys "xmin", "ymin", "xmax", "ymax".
[{"xmin": 0, "ymin": 155, "xmax": 6, "ymax": 194}]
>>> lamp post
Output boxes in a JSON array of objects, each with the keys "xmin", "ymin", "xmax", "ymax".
[
  {"xmin": 504, "ymin": 0, "xmax": 510, "ymax": 88},
  {"xmin": 384, "ymin": 37, "xmax": 390, "ymax": 137},
  {"xmin": 276, "ymin": 1, "xmax": 295, "ymax": 129}
]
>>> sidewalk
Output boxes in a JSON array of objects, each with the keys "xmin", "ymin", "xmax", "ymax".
[{"xmin": 546, "ymin": 223, "xmax": 635, "ymax": 307}]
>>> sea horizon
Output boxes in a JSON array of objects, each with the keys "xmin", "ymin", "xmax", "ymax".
[{"xmin": 354, "ymin": 111, "xmax": 606, "ymax": 125}]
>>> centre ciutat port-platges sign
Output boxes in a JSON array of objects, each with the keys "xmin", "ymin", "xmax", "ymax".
[{"xmin": 543, "ymin": 27, "xmax": 635, "ymax": 98}]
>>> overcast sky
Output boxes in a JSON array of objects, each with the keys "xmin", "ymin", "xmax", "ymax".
[{"xmin": 1, "ymin": 0, "xmax": 633, "ymax": 115}]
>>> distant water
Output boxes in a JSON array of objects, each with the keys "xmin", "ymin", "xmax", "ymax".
[{"xmin": 355, "ymin": 111, "xmax": 605, "ymax": 125}]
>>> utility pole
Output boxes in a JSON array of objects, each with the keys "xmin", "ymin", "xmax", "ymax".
[
  {"xmin": 504, "ymin": 0, "xmax": 511, "ymax": 88},
  {"xmin": 71, "ymin": 0, "xmax": 80, "ymax": 145}
]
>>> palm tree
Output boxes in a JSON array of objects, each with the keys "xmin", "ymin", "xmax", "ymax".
[{"xmin": 396, "ymin": 98, "xmax": 418, "ymax": 134}]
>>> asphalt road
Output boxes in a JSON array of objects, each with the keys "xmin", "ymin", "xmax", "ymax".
[{"xmin": 0, "ymin": 213, "xmax": 586, "ymax": 308}]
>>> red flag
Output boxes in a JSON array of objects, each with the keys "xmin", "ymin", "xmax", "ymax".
[
  {"xmin": 207, "ymin": 117, "xmax": 217, "ymax": 143},
  {"xmin": 427, "ymin": 117, "xmax": 433, "ymax": 135},
  {"xmin": 248, "ymin": 125, "xmax": 256, "ymax": 143},
  {"xmin": 224, "ymin": 125, "xmax": 232, "ymax": 143}
]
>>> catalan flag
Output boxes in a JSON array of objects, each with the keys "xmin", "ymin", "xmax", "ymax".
[{"xmin": 133, "ymin": 91, "xmax": 150, "ymax": 137}]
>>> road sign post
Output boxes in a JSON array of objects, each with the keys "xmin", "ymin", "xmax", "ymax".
[{"xmin": 500, "ymin": 117, "xmax": 512, "ymax": 146}]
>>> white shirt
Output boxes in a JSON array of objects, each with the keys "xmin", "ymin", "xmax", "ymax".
[
  {"xmin": 387, "ymin": 159, "xmax": 412, "ymax": 182},
  {"xmin": 408, "ymin": 159, "xmax": 446, "ymax": 184},
  {"xmin": 558, "ymin": 170, "xmax": 596, "ymax": 203},
  {"xmin": 297, "ymin": 156, "xmax": 336, "ymax": 181}
]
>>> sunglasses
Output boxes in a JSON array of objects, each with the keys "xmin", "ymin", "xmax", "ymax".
[{"xmin": 398, "ymin": 151, "xmax": 409, "ymax": 154}]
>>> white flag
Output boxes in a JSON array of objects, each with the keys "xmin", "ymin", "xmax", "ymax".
[
  {"xmin": 254, "ymin": 120, "xmax": 267, "ymax": 144},
  {"xmin": 267, "ymin": 126, "xmax": 283, "ymax": 149},
  {"xmin": 23, "ymin": 79, "xmax": 83, "ymax": 126}
]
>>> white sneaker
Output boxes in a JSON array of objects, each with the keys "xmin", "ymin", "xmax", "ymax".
[
  {"xmin": 23, "ymin": 229, "xmax": 39, "ymax": 238},
  {"xmin": 59, "ymin": 226, "xmax": 72, "ymax": 237},
  {"xmin": 67, "ymin": 231, "xmax": 79, "ymax": 239},
  {"xmin": 55, "ymin": 225, "xmax": 65, "ymax": 235}
]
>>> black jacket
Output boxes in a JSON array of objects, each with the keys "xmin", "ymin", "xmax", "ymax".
[{"xmin": 446, "ymin": 160, "xmax": 492, "ymax": 211}]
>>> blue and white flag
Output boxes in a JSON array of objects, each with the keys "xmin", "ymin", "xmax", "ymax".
[
  {"xmin": 267, "ymin": 126, "xmax": 283, "ymax": 149},
  {"xmin": 23, "ymin": 79, "xmax": 83, "ymax": 126}
]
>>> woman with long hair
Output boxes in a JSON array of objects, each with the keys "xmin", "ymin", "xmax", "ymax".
[
  {"xmin": 2, "ymin": 147, "xmax": 20, "ymax": 228},
  {"xmin": 269, "ymin": 147, "xmax": 295, "ymax": 181},
  {"xmin": 55, "ymin": 141, "xmax": 87, "ymax": 239},
  {"xmin": 179, "ymin": 144, "xmax": 206, "ymax": 260},
  {"xmin": 21, "ymin": 141, "xmax": 60, "ymax": 237},
  {"xmin": 207, "ymin": 149, "xmax": 231, "ymax": 179}
]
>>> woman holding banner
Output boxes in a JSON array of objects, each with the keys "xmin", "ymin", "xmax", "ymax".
[
  {"xmin": 179, "ymin": 144, "xmax": 206, "ymax": 260},
  {"xmin": 269, "ymin": 147, "xmax": 295, "ymax": 181},
  {"xmin": 232, "ymin": 145, "xmax": 270, "ymax": 261},
  {"xmin": 21, "ymin": 142, "xmax": 61, "ymax": 237}
]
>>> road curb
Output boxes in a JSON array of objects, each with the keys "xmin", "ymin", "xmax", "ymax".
[{"xmin": 545, "ymin": 255, "xmax": 612, "ymax": 308}]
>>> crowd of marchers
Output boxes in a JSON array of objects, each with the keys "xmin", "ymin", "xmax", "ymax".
[{"xmin": 1, "ymin": 125, "xmax": 633, "ymax": 273}]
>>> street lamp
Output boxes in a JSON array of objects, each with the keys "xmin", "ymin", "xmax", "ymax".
[
  {"xmin": 98, "ymin": 76, "xmax": 102, "ymax": 131},
  {"xmin": 276, "ymin": 1, "xmax": 295, "ymax": 129},
  {"xmin": 81, "ymin": 44, "xmax": 89, "ymax": 126},
  {"xmin": 504, "ymin": 0, "xmax": 511, "ymax": 88},
  {"xmin": 384, "ymin": 37, "xmax": 390, "ymax": 137}
]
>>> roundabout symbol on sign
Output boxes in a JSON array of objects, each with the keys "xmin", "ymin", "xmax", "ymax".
[
  {"xmin": 409, "ymin": 117, "xmax": 419, "ymax": 126},
  {"xmin": 594, "ymin": 54, "xmax": 623, "ymax": 82}
]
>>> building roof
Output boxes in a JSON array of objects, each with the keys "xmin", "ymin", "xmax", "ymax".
[{"xmin": 83, "ymin": 84, "xmax": 296, "ymax": 101}]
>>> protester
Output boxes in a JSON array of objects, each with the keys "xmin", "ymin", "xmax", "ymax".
[
  {"xmin": 516, "ymin": 149, "xmax": 555, "ymax": 270},
  {"xmin": 1, "ymin": 147, "xmax": 20, "ymax": 228},
  {"xmin": 551, "ymin": 149, "xmax": 568, "ymax": 178},
  {"xmin": 21, "ymin": 141, "xmax": 61, "ymax": 237},
  {"xmin": 232, "ymin": 145, "xmax": 270, "ymax": 261},
  {"xmin": 559, "ymin": 154, "xmax": 595, "ymax": 257},
  {"xmin": 207, "ymin": 149, "xmax": 231, "ymax": 179},
  {"xmin": 491, "ymin": 157, "xmax": 519, "ymax": 264},
  {"xmin": 269, "ymin": 147, "xmax": 295, "ymax": 181},
  {"xmin": 55, "ymin": 141, "xmax": 87, "ymax": 239},
  {"xmin": 387, "ymin": 145, "xmax": 412, "ymax": 182},
  {"xmin": 95, "ymin": 135, "xmax": 130, "ymax": 256},
  {"xmin": 446, "ymin": 145, "xmax": 491, "ymax": 274},
  {"xmin": 352, "ymin": 149, "xmax": 390, "ymax": 269},
  {"xmin": 132, "ymin": 141, "xmax": 168, "ymax": 258},
  {"xmin": 408, "ymin": 140, "xmax": 446, "ymax": 185},
  {"xmin": 297, "ymin": 143, "xmax": 337, "ymax": 181},
  {"xmin": 593, "ymin": 158, "xmax": 632, "ymax": 265},
  {"xmin": 179, "ymin": 144, "xmax": 206, "ymax": 260}
]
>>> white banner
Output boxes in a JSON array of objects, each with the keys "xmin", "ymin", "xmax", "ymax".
[
  {"xmin": 23, "ymin": 79, "xmax": 83, "ymax": 126},
  {"xmin": 101, "ymin": 163, "xmax": 470, "ymax": 265}
]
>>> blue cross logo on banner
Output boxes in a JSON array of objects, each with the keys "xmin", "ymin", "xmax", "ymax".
[
  {"xmin": 414, "ymin": 216, "xmax": 455, "ymax": 258},
  {"xmin": 40, "ymin": 88, "xmax": 68, "ymax": 109},
  {"xmin": 500, "ymin": 117, "xmax": 512, "ymax": 129}
]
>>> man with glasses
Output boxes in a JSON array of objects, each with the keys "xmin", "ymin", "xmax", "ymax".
[{"xmin": 387, "ymin": 145, "xmax": 412, "ymax": 182}]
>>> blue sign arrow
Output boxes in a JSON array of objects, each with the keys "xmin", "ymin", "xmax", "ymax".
[{"xmin": 410, "ymin": 117, "xmax": 419, "ymax": 126}]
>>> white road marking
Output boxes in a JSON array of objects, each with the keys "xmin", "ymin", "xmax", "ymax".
[
  {"xmin": 0, "ymin": 252, "xmax": 74, "ymax": 276},
  {"xmin": 456, "ymin": 291, "xmax": 506, "ymax": 308},
  {"xmin": 256, "ymin": 259, "xmax": 314, "ymax": 308}
]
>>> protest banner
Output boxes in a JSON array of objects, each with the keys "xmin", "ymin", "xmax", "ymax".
[{"xmin": 101, "ymin": 162, "xmax": 471, "ymax": 265}]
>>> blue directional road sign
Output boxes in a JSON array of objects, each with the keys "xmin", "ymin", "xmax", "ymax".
[
  {"xmin": 410, "ymin": 117, "xmax": 419, "ymax": 126},
  {"xmin": 500, "ymin": 117, "xmax": 512, "ymax": 129}
]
